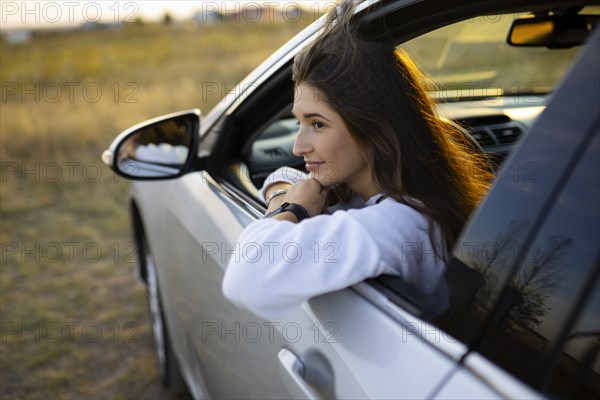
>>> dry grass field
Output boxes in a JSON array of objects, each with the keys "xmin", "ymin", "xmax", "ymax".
[{"xmin": 0, "ymin": 16, "xmax": 315, "ymax": 399}]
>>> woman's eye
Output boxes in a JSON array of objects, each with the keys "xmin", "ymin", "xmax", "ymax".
[
  {"xmin": 312, "ymin": 121, "xmax": 324, "ymax": 129},
  {"xmin": 295, "ymin": 120, "xmax": 300, "ymax": 126}
]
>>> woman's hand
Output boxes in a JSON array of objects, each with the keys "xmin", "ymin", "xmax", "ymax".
[
  {"xmin": 264, "ymin": 178, "xmax": 329, "ymax": 222},
  {"xmin": 282, "ymin": 179, "xmax": 330, "ymax": 216}
]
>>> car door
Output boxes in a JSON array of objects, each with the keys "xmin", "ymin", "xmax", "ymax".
[{"xmin": 433, "ymin": 24, "xmax": 600, "ymax": 399}]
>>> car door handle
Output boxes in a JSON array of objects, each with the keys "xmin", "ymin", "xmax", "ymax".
[{"xmin": 277, "ymin": 348, "xmax": 321, "ymax": 400}]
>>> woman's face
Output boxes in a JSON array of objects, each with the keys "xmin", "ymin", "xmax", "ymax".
[{"xmin": 292, "ymin": 83, "xmax": 378, "ymax": 201}]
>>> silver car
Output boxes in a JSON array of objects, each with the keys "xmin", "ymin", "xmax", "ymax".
[{"xmin": 103, "ymin": 0, "xmax": 600, "ymax": 398}]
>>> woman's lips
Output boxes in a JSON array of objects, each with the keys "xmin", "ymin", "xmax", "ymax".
[{"xmin": 305, "ymin": 161, "xmax": 324, "ymax": 171}]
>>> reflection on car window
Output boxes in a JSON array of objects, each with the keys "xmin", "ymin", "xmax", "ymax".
[
  {"xmin": 470, "ymin": 133, "xmax": 599, "ymax": 397},
  {"xmin": 400, "ymin": 12, "xmax": 587, "ymax": 100}
]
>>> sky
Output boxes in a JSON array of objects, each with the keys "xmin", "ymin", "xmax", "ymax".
[{"xmin": 1, "ymin": 0, "xmax": 335, "ymax": 30}]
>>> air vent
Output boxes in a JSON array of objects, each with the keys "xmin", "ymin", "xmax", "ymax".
[
  {"xmin": 492, "ymin": 126, "xmax": 522, "ymax": 144},
  {"xmin": 469, "ymin": 129, "xmax": 497, "ymax": 146},
  {"xmin": 262, "ymin": 148, "xmax": 285, "ymax": 158},
  {"xmin": 454, "ymin": 113, "xmax": 525, "ymax": 148}
]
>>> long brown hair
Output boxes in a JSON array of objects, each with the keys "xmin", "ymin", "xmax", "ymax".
[{"xmin": 292, "ymin": 0, "xmax": 492, "ymax": 255}]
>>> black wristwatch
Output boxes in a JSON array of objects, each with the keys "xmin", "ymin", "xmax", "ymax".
[{"xmin": 264, "ymin": 202, "xmax": 310, "ymax": 222}]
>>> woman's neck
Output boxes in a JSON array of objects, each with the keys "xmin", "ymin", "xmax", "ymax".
[{"xmin": 353, "ymin": 184, "xmax": 382, "ymax": 203}]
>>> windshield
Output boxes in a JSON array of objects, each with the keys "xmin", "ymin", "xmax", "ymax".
[{"xmin": 400, "ymin": 10, "xmax": 594, "ymax": 101}]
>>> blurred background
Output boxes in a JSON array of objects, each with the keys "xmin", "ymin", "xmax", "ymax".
[{"xmin": 0, "ymin": 1, "xmax": 321, "ymax": 398}]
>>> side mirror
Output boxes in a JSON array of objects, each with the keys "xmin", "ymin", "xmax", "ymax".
[
  {"xmin": 102, "ymin": 109, "xmax": 200, "ymax": 180},
  {"xmin": 507, "ymin": 14, "xmax": 597, "ymax": 48}
]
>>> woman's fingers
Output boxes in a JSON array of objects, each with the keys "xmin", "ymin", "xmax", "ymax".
[{"xmin": 283, "ymin": 178, "xmax": 330, "ymax": 216}]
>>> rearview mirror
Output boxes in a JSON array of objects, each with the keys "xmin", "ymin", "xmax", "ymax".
[
  {"xmin": 507, "ymin": 14, "xmax": 597, "ymax": 48},
  {"xmin": 102, "ymin": 109, "xmax": 200, "ymax": 180}
]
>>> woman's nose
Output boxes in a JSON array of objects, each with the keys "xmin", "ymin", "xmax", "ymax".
[{"xmin": 292, "ymin": 129, "xmax": 312, "ymax": 156}]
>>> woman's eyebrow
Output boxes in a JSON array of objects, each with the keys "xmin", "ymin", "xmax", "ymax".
[{"xmin": 295, "ymin": 112, "xmax": 331, "ymax": 122}]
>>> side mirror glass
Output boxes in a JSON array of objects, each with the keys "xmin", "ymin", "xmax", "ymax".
[
  {"xmin": 507, "ymin": 14, "xmax": 597, "ymax": 48},
  {"xmin": 102, "ymin": 109, "xmax": 199, "ymax": 180}
]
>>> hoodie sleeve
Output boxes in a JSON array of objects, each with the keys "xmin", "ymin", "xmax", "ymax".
[
  {"xmin": 257, "ymin": 166, "xmax": 309, "ymax": 203},
  {"xmin": 221, "ymin": 200, "xmax": 446, "ymax": 319}
]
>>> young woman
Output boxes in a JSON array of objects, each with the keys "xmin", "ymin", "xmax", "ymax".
[{"xmin": 222, "ymin": 0, "xmax": 491, "ymax": 319}]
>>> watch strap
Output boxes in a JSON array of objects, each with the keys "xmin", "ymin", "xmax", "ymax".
[{"xmin": 264, "ymin": 202, "xmax": 310, "ymax": 222}]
